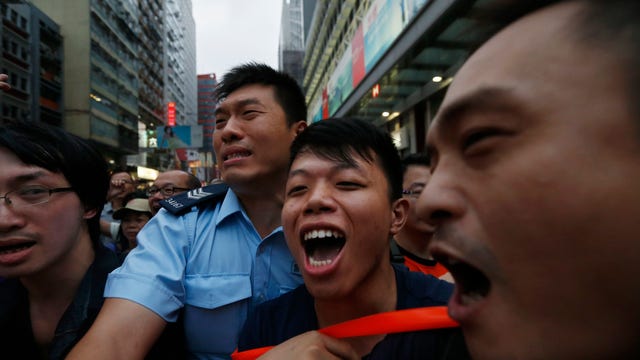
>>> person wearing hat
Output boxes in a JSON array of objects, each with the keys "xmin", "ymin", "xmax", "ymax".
[{"xmin": 112, "ymin": 198, "xmax": 152, "ymax": 261}]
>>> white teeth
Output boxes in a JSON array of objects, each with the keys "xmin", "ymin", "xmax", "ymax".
[
  {"xmin": 309, "ymin": 257, "xmax": 333, "ymax": 267},
  {"xmin": 303, "ymin": 229, "xmax": 344, "ymax": 241},
  {"xmin": 0, "ymin": 246, "xmax": 30, "ymax": 255},
  {"xmin": 226, "ymin": 153, "xmax": 248, "ymax": 160}
]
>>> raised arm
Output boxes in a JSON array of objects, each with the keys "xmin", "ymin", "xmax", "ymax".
[{"xmin": 67, "ymin": 298, "xmax": 167, "ymax": 359}]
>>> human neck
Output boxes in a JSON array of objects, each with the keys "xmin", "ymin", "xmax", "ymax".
[
  {"xmin": 21, "ymin": 232, "xmax": 95, "ymax": 347},
  {"xmin": 314, "ymin": 268, "xmax": 397, "ymax": 325},
  {"xmin": 394, "ymin": 229, "xmax": 433, "ymax": 259},
  {"xmin": 233, "ymin": 178, "xmax": 287, "ymax": 238},
  {"xmin": 314, "ymin": 263, "xmax": 397, "ymax": 355}
]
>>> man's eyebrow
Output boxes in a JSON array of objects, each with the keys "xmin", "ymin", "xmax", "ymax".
[
  {"xmin": 434, "ymin": 86, "xmax": 520, "ymax": 131},
  {"xmin": 287, "ymin": 161, "xmax": 363, "ymax": 179},
  {"xmin": 287, "ymin": 168, "xmax": 308, "ymax": 179},
  {"xmin": 16, "ymin": 171, "xmax": 46, "ymax": 181},
  {"xmin": 214, "ymin": 98, "xmax": 262, "ymax": 116},
  {"xmin": 7, "ymin": 171, "xmax": 47, "ymax": 186},
  {"xmin": 427, "ymin": 86, "xmax": 524, "ymax": 158},
  {"xmin": 236, "ymin": 98, "xmax": 262, "ymax": 107}
]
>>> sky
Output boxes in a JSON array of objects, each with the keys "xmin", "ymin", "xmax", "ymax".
[{"xmin": 192, "ymin": 0, "xmax": 283, "ymax": 78}]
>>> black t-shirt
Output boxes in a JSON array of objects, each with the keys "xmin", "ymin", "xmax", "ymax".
[{"xmin": 239, "ymin": 264, "xmax": 470, "ymax": 359}]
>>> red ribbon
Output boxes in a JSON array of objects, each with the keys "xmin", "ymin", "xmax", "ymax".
[{"xmin": 232, "ymin": 306, "xmax": 457, "ymax": 360}]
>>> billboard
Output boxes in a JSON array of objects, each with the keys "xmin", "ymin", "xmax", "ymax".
[
  {"xmin": 157, "ymin": 126, "xmax": 203, "ymax": 149},
  {"xmin": 306, "ymin": 0, "xmax": 432, "ymax": 121}
]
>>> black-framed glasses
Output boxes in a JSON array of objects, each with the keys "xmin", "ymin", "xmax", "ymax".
[
  {"xmin": 402, "ymin": 184, "xmax": 425, "ymax": 198},
  {"xmin": 147, "ymin": 185, "xmax": 189, "ymax": 197},
  {"xmin": 0, "ymin": 185, "xmax": 74, "ymax": 208}
]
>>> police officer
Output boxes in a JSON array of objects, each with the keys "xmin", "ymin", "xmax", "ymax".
[{"xmin": 69, "ymin": 63, "xmax": 308, "ymax": 359}]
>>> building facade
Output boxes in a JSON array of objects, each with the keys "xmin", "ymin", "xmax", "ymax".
[
  {"xmin": 197, "ymin": 73, "xmax": 217, "ymax": 181},
  {"xmin": 303, "ymin": 0, "xmax": 503, "ymax": 156},
  {"xmin": 24, "ymin": 0, "xmax": 196, "ymax": 172},
  {"xmin": 32, "ymin": 0, "xmax": 141, "ymax": 164},
  {"xmin": 278, "ymin": 0, "xmax": 316, "ymax": 86},
  {"xmin": 137, "ymin": 0, "xmax": 165, "ymax": 137},
  {"xmin": 1, "ymin": 1, "xmax": 63, "ymax": 127},
  {"xmin": 163, "ymin": 0, "xmax": 197, "ymax": 126}
]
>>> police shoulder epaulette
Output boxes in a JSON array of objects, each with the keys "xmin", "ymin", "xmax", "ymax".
[{"xmin": 160, "ymin": 183, "xmax": 229, "ymax": 216}]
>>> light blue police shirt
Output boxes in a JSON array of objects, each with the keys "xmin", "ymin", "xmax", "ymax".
[{"xmin": 104, "ymin": 189, "xmax": 303, "ymax": 359}]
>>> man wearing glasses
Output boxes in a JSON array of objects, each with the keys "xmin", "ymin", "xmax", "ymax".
[
  {"xmin": 147, "ymin": 170, "xmax": 201, "ymax": 215},
  {"xmin": 0, "ymin": 119, "xmax": 120, "ymax": 358},
  {"xmin": 392, "ymin": 153, "xmax": 451, "ymax": 281}
]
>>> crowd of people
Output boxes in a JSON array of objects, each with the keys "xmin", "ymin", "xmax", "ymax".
[{"xmin": 1, "ymin": 0, "xmax": 640, "ymax": 358}]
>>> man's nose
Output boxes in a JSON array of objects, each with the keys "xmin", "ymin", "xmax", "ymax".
[
  {"xmin": 303, "ymin": 184, "xmax": 336, "ymax": 215},
  {"xmin": 415, "ymin": 169, "xmax": 466, "ymax": 228},
  {"xmin": 219, "ymin": 117, "xmax": 244, "ymax": 143}
]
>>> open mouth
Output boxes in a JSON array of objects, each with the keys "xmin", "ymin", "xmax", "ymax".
[
  {"xmin": 224, "ymin": 151, "xmax": 251, "ymax": 161},
  {"xmin": 0, "ymin": 241, "xmax": 36, "ymax": 255},
  {"xmin": 434, "ymin": 253, "xmax": 491, "ymax": 305},
  {"xmin": 302, "ymin": 229, "xmax": 345, "ymax": 267}
]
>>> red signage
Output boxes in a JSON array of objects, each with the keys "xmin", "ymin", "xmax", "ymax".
[
  {"xmin": 351, "ymin": 24, "xmax": 365, "ymax": 87},
  {"xmin": 372, "ymin": 84, "xmax": 380, "ymax": 98},
  {"xmin": 322, "ymin": 88, "xmax": 329, "ymax": 119},
  {"xmin": 167, "ymin": 102, "xmax": 176, "ymax": 126}
]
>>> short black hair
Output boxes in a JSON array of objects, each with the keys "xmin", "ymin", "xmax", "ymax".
[
  {"xmin": 289, "ymin": 118, "xmax": 402, "ymax": 201},
  {"xmin": 401, "ymin": 153, "xmax": 430, "ymax": 178},
  {"xmin": 0, "ymin": 119, "xmax": 109, "ymax": 249},
  {"xmin": 215, "ymin": 62, "xmax": 307, "ymax": 126}
]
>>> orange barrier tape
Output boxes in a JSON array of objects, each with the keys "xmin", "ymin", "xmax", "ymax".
[{"xmin": 231, "ymin": 306, "xmax": 457, "ymax": 360}]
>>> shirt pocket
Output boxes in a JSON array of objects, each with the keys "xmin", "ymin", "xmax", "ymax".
[{"xmin": 184, "ymin": 273, "xmax": 252, "ymax": 309}]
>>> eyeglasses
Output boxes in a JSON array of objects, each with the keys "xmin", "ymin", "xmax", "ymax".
[
  {"xmin": 402, "ymin": 184, "xmax": 425, "ymax": 198},
  {"xmin": 0, "ymin": 185, "xmax": 74, "ymax": 208},
  {"xmin": 147, "ymin": 185, "xmax": 189, "ymax": 197}
]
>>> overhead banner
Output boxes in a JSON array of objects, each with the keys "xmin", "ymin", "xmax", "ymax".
[
  {"xmin": 363, "ymin": 0, "xmax": 404, "ymax": 73},
  {"xmin": 307, "ymin": 0, "xmax": 432, "ymax": 120}
]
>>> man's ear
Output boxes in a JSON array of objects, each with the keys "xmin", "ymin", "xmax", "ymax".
[
  {"xmin": 389, "ymin": 197, "xmax": 409, "ymax": 236},
  {"xmin": 294, "ymin": 120, "xmax": 307, "ymax": 135},
  {"xmin": 83, "ymin": 208, "xmax": 98, "ymax": 219}
]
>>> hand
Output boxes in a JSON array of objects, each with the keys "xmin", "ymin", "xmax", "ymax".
[
  {"xmin": 107, "ymin": 179, "xmax": 133, "ymax": 201},
  {"xmin": 111, "ymin": 178, "xmax": 133, "ymax": 187},
  {"xmin": 258, "ymin": 331, "xmax": 359, "ymax": 360},
  {"xmin": 0, "ymin": 74, "xmax": 10, "ymax": 91}
]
